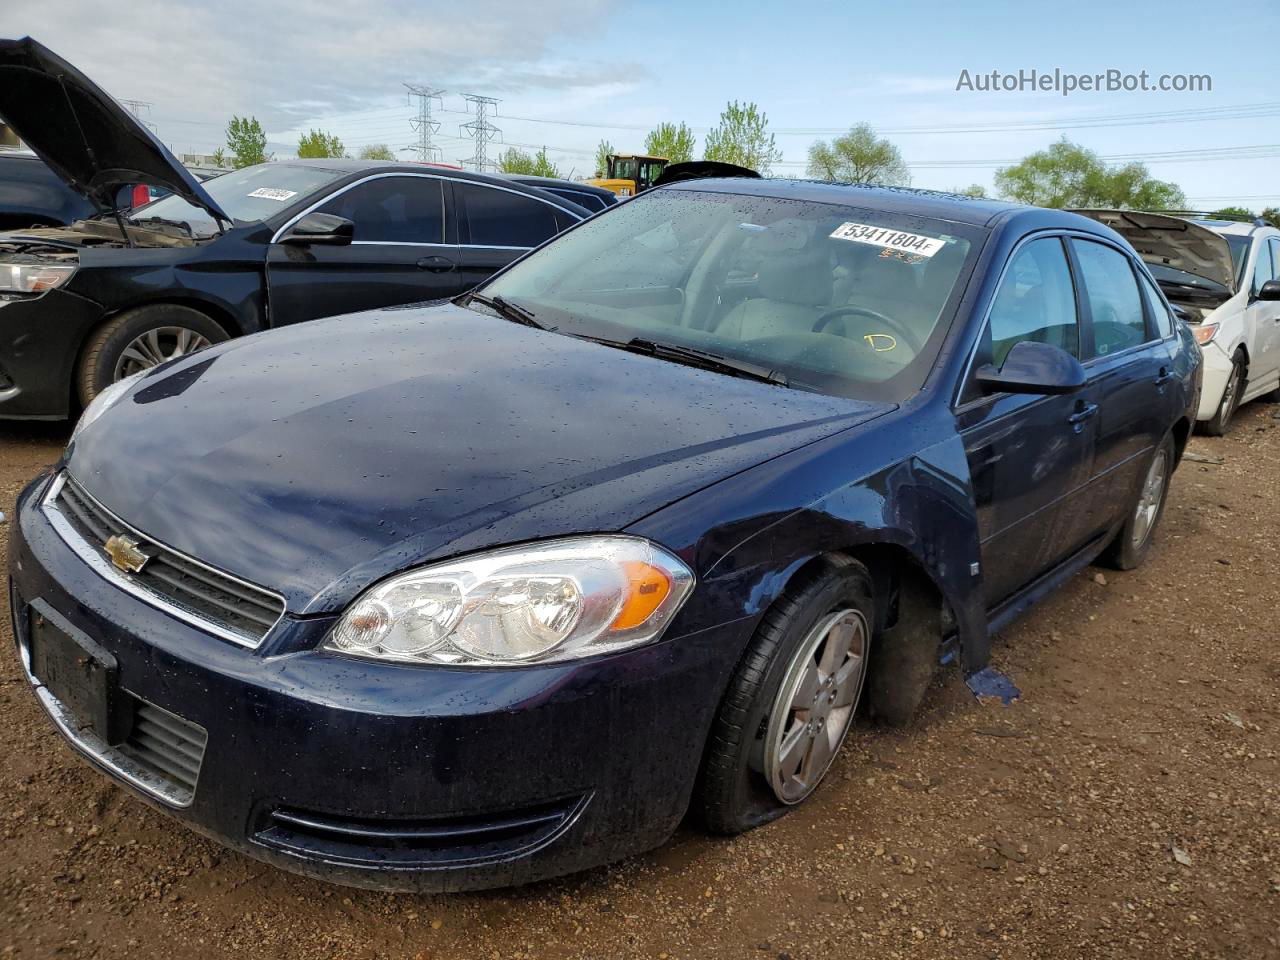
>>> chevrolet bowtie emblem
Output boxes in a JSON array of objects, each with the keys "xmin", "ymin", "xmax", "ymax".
[{"xmin": 104, "ymin": 534, "xmax": 149, "ymax": 574}]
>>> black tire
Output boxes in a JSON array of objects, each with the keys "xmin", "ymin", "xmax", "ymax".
[
  {"xmin": 76, "ymin": 304, "xmax": 228, "ymax": 406},
  {"xmin": 1198, "ymin": 351, "xmax": 1245, "ymax": 437},
  {"xmin": 698, "ymin": 555, "xmax": 874, "ymax": 835},
  {"xmin": 1099, "ymin": 432, "xmax": 1176, "ymax": 570}
]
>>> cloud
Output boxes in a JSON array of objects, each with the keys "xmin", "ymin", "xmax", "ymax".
[{"xmin": 4, "ymin": 0, "xmax": 622, "ymax": 142}]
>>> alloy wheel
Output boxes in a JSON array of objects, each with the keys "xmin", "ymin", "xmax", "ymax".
[
  {"xmin": 1131, "ymin": 447, "xmax": 1169, "ymax": 548},
  {"xmin": 763, "ymin": 608, "xmax": 869, "ymax": 804},
  {"xmin": 112, "ymin": 326, "xmax": 213, "ymax": 381},
  {"xmin": 1218, "ymin": 363, "xmax": 1241, "ymax": 429}
]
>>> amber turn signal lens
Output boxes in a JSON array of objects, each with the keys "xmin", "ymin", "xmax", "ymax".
[
  {"xmin": 610, "ymin": 561, "xmax": 674, "ymax": 630},
  {"xmin": 1192, "ymin": 323, "xmax": 1219, "ymax": 346}
]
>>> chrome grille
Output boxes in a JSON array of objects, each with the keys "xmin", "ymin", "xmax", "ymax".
[{"xmin": 44, "ymin": 473, "xmax": 285, "ymax": 647}]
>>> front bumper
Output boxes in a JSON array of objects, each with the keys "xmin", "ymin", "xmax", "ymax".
[
  {"xmin": 1196, "ymin": 340, "xmax": 1234, "ymax": 421},
  {"xmin": 8, "ymin": 473, "xmax": 745, "ymax": 891},
  {"xmin": 0, "ymin": 287, "xmax": 104, "ymax": 419}
]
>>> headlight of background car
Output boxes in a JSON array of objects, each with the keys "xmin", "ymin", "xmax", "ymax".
[
  {"xmin": 0, "ymin": 262, "xmax": 75, "ymax": 294},
  {"xmin": 68, "ymin": 372, "xmax": 141, "ymax": 445},
  {"xmin": 326, "ymin": 536, "xmax": 694, "ymax": 666}
]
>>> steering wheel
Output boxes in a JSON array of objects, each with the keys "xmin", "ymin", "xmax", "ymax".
[{"xmin": 811, "ymin": 306, "xmax": 923, "ymax": 354}]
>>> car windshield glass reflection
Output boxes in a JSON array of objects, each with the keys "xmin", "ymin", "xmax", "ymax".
[
  {"xmin": 480, "ymin": 189, "xmax": 979, "ymax": 401},
  {"xmin": 129, "ymin": 163, "xmax": 345, "ymax": 237}
]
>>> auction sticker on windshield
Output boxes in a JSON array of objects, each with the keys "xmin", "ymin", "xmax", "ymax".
[
  {"xmin": 830, "ymin": 222, "xmax": 945, "ymax": 258},
  {"xmin": 247, "ymin": 187, "xmax": 298, "ymax": 202}
]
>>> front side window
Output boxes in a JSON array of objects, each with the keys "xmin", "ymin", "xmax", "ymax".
[
  {"xmin": 479, "ymin": 189, "xmax": 981, "ymax": 402},
  {"xmin": 1138, "ymin": 271, "xmax": 1174, "ymax": 339},
  {"xmin": 457, "ymin": 183, "xmax": 559, "ymax": 248},
  {"xmin": 1071, "ymin": 239, "xmax": 1149, "ymax": 356},
  {"xmin": 986, "ymin": 237, "xmax": 1079, "ymax": 366},
  {"xmin": 1252, "ymin": 235, "xmax": 1276, "ymax": 294},
  {"xmin": 315, "ymin": 176, "xmax": 444, "ymax": 243}
]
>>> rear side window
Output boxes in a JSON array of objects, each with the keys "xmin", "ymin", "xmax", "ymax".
[
  {"xmin": 987, "ymin": 237, "xmax": 1079, "ymax": 365},
  {"xmin": 316, "ymin": 176, "xmax": 444, "ymax": 243},
  {"xmin": 457, "ymin": 183, "xmax": 559, "ymax": 248},
  {"xmin": 1138, "ymin": 271, "xmax": 1174, "ymax": 339},
  {"xmin": 1071, "ymin": 239, "xmax": 1148, "ymax": 356}
]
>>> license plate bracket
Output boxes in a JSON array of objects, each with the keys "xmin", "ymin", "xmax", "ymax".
[{"xmin": 27, "ymin": 600, "xmax": 130, "ymax": 745}]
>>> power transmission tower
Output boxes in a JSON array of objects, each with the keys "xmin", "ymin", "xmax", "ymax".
[
  {"xmin": 460, "ymin": 95, "xmax": 501, "ymax": 171},
  {"xmin": 403, "ymin": 83, "xmax": 444, "ymax": 162},
  {"xmin": 120, "ymin": 98, "xmax": 157, "ymax": 133}
]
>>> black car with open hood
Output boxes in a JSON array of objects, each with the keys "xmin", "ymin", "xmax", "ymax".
[{"xmin": 0, "ymin": 37, "xmax": 588, "ymax": 420}]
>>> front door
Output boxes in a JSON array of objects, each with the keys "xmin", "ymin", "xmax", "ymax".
[
  {"xmin": 266, "ymin": 174, "xmax": 460, "ymax": 327},
  {"xmin": 958, "ymin": 235, "xmax": 1097, "ymax": 609},
  {"xmin": 1243, "ymin": 236, "xmax": 1280, "ymax": 396}
]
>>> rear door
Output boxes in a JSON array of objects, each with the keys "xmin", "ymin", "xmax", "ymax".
[
  {"xmin": 266, "ymin": 174, "xmax": 458, "ymax": 326},
  {"xmin": 957, "ymin": 235, "xmax": 1097, "ymax": 609},
  {"xmin": 452, "ymin": 181, "xmax": 578, "ymax": 291},
  {"xmin": 1067, "ymin": 237, "xmax": 1175, "ymax": 544}
]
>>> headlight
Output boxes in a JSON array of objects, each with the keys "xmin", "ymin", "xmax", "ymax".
[
  {"xmin": 326, "ymin": 536, "xmax": 694, "ymax": 666},
  {"xmin": 0, "ymin": 262, "xmax": 75, "ymax": 294},
  {"xmin": 69, "ymin": 372, "xmax": 141, "ymax": 445},
  {"xmin": 1192, "ymin": 322, "xmax": 1219, "ymax": 346}
]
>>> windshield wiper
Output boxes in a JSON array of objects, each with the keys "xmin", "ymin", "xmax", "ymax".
[
  {"xmin": 128, "ymin": 215, "xmax": 194, "ymax": 238},
  {"xmin": 465, "ymin": 293, "xmax": 550, "ymax": 330},
  {"xmin": 584, "ymin": 336, "xmax": 788, "ymax": 386}
]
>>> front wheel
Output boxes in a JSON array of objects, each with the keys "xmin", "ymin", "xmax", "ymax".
[
  {"xmin": 699, "ymin": 556, "xmax": 874, "ymax": 834},
  {"xmin": 1099, "ymin": 432, "xmax": 1175, "ymax": 570},
  {"xmin": 1199, "ymin": 352, "xmax": 1244, "ymax": 437},
  {"xmin": 77, "ymin": 304, "xmax": 228, "ymax": 406}
]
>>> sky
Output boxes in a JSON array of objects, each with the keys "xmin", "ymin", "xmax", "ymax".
[{"xmin": 7, "ymin": 0, "xmax": 1279, "ymax": 209}]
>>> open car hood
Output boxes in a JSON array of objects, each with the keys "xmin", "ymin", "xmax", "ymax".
[
  {"xmin": 0, "ymin": 36, "xmax": 229, "ymax": 222},
  {"xmin": 1071, "ymin": 209, "xmax": 1236, "ymax": 293}
]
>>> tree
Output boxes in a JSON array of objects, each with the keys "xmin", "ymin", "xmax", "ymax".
[
  {"xmin": 497, "ymin": 146, "xmax": 561, "ymax": 178},
  {"xmin": 953, "ymin": 184, "xmax": 987, "ymax": 198},
  {"xmin": 703, "ymin": 101, "xmax": 782, "ymax": 175},
  {"xmin": 225, "ymin": 116, "xmax": 271, "ymax": 168},
  {"xmin": 805, "ymin": 123, "xmax": 909, "ymax": 186},
  {"xmin": 297, "ymin": 128, "xmax": 346, "ymax": 159},
  {"xmin": 1261, "ymin": 207, "xmax": 1280, "ymax": 229},
  {"xmin": 359, "ymin": 143, "xmax": 397, "ymax": 161},
  {"xmin": 644, "ymin": 122, "xmax": 695, "ymax": 164},
  {"xmin": 210, "ymin": 147, "xmax": 227, "ymax": 168},
  {"xmin": 1212, "ymin": 206, "xmax": 1254, "ymax": 220},
  {"xmin": 993, "ymin": 138, "xmax": 1185, "ymax": 210},
  {"xmin": 594, "ymin": 139, "xmax": 615, "ymax": 177}
]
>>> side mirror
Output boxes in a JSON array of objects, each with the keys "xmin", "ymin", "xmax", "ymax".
[
  {"xmin": 974, "ymin": 340, "xmax": 1086, "ymax": 396},
  {"xmin": 1256, "ymin": 278, "xmax": 1280, "ymax": 301},
  {"xmin": 280, "ymin": 212, "xmax": 354, "ymax": 246}
]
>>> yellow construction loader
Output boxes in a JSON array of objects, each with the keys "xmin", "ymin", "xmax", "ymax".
[{"xmin": 587, "ymin": 154, "xmax": 669, "ymax": 197}]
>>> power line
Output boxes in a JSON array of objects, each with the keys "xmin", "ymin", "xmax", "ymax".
[
  {"xmin": 459, "ymin": 95, "xmax": 501, "ymax": 171},
  {"xmin": 403, "ymin": 83, "xmax": 444, "ymax": 162}
]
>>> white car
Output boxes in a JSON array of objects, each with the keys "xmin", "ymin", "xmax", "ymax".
[{"xmin": 1074, "ymin": 211, "xmax": 1280, "ymax": 434}]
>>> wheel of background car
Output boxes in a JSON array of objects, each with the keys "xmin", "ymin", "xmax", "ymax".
[
  {"xmin": 698, "ymin": 555, "xmax": 875, "ymax": 834},
  {"xmin": 810, "ymin": 306, "xmax": 923, "ymax": 354},
  {"xmin": 1199, "ymin": 350, "xmax": 1245, "ymax": 437},
  {"xmin": 77, "ymin": 304, "xmax": 229, "ymax": 406},
  {"xmin": 1099, "ymin": 431, "xmax": 1176, "ymax": 570}
]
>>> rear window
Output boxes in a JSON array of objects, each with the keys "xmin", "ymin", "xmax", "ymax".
[{"xmin": 457, "ymin": 183, "xmax": 559, "ymax": 248}]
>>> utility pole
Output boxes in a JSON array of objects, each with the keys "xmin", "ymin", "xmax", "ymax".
[
  {"xmin": 403, "ymin": 83, "xmax": 444, "ymax": 163},
  {"xmin": 460, "ymin": 95, "xmax": 501, "ymax": 172}
]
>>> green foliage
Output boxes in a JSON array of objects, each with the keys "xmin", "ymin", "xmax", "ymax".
[
  {"xmin": 225, "ymin": 116, "xmax": 271, "ymax": 169},
  {"xmin": 953, "ymin": 184, "xmax": 987, "ymax": 198},
  {"xmin": 297, "ymin": 128, "xmax": 346, "ymax": 159},
  {"xmin": 1261, "ymin": 207, "xmax": 1280, "ymax": 229},
  {"xmin": 644, "ymin": 122, "xmax": 696, "ymax": 164},
  {"xmin": 703, "ymin": 101, "xmax": 782, "ymax": 175},
  {"xmin": 806, "ymin": 124, "xmax": 909, "ymax": 186},
  {"xmin": 210, "ymin": 147, "xmax": 226, "ymax": 168},
  {"xmin": 497, "ymin": 146, "xmax": 561, "ymax": 178},
  {"xmin": 1211, "ymin": 206, "xmax": 1254, "ymax": 220},
  {"xmin": 358, "ymin": 143, "xmax": 397, "ymax": 161},
  {"xmin": 594, "ymin": 139, "xmax": 614, "ymax": 178},
  {"xmin": 993, "ymin": 137, "xmax": 1185, "ymax": 210}
]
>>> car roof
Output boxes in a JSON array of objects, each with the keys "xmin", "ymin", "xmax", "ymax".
[
  {"xmin": 501, "ymin": 174, "xmax": 614, "ymax": 197},
  {"xmin": 1191, "ymin": 218, "xmax": 1271, "ymax": 237}
]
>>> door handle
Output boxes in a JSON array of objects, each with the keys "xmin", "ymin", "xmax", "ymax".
[
  {"xmin": 1067, "ymin": 402, "xmax": 1099, "ymax": 431},
  {"xmin": 1154, "ymin": 367, "xmax": 1176, "ymax": 386},
  {"xmin": 416, "ymin": 255, "xmax": 456, "ymax": 272}
]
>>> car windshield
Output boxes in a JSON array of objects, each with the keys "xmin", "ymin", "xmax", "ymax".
[
  {"xmin": 478, "ymin": 188, "xmax": 980, "ymax": 401},
  {"xmin": 128, "ymin": 163, "xmax": 344, "ymax": 237}
]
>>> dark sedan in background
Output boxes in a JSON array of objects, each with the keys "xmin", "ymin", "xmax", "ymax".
[
  {"xmin": 10, "ymin": 177, "xmax": 1200, "ymax": 891},
  {"xmin": 0, "ymin": 148, "xmax": 98, "ymax": 229},
  {"xmin": 0, "ymin": 37, "xmax": 587, "ymax": 419}
]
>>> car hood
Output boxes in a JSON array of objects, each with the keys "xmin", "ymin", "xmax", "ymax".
[
  {"xmin": 67, "ymin": 304, "xmax": 889, "ymax": 612},
  {"xmin": 1070, "ymin": 209, "xmax": 1236, "ymax": 292},
  {"xmin": 0, "ymin": 37, "xmax": 229, "ymax": 223}
]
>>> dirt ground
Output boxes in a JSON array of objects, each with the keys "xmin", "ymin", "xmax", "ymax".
[{"xmin": 1, "ymin": 404, "xmax": 1277, "ymax": 960}]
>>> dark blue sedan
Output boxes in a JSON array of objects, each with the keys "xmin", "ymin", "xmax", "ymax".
[{"xmin": 8, "ymin": 180, "xmax": 1201, "ymax": 891}]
